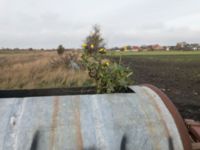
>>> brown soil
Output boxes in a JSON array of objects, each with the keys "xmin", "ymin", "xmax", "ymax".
[{"xmin": 121, "ymin": 57, "xmax": 200, "ymax": 121}]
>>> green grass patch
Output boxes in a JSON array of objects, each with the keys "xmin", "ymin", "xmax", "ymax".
[
  {"xmin": 107, "ymin": 51, "xmax": 200, "ymax": 63},
  {"xmin": 107, "ymin": 50, "xmax": 200, "ymax": 56}
]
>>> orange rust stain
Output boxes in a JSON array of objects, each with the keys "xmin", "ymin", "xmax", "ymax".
[
  {"xmin": 74, "ymin": 96, "xmax": 83, "ymax": 150},
  {"xmin": 50, "ymin": 96, "xmax": 60, "ymax": 150}
]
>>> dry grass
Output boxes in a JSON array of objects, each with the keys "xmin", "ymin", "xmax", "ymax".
[{"xmin": 0, "ymin": 51, "xmax": 92, "ymax": 90}]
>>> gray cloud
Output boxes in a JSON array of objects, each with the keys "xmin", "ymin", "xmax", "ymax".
[{"xmin": 0, "ymin": 0, "xmax": 200, "ymax": 48}]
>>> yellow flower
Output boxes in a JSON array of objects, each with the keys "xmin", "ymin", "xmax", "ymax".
[
  {"xmin": 99, "ymin": 48, "xmax": 106, "ymax": 54},
  {"xmin": 105, "ymin": 61, "xmax": 109, "ymax": 66},
  {"xmin": 102, "ymin": 59, "xmax": 110, "ymax": 67},
  {"xmin": 99, "ymin": 48, "xmax": 104, "ymax": 52},
  {"xmin": 82, "ymin": 43, "xmax": 87, "ymax": 49},
  {"xmin": 90, "ymin": 44, "xmax": 94, "ymax": 49}
]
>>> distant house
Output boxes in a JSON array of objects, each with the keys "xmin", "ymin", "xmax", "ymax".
[
  {"xmin": 163, "ymin": 46, "xmax": 170, "ymax": 51},
  {"xmin": 176, "ymin": 42, "xmax": 188, "ymax": 50},
  {"xmin": 150, "ymin": 44, "xmax": 164, "ymax": 51},
  {"xmin": 168, "ymin": 46, "xmax": 176, "ymax": 51},
  {"xmin": 131, "ymin": 46, "xmax": 140, "ymax": 52},
  {"xmin": 190, "ymin": 43, "xmax": 200, "ymax": 50},
  {"xmin": 140, "ymin": 45, "xmax": 149, "ymax": 51},
  {"xmin": 176, "ymin": 42, "xmax": 200, "ymax": 50}
]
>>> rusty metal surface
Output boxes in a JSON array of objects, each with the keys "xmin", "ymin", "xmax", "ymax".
[
  {"xmin": 0, "ymin": 85, "xmax": 186, "ymax": 150},
  {"xmin": 143, "ymin": 84, "xmax": 192, "ymax": 150},
  {"xmin": 192, "ymin": 143, "xmax": 200, "ymax": 150},
  {"xmin": 185, "ymin": 119, "xmax": 200, "ymax": 142},
  {"xmin": 191, "ymin": 127, "xmax": 200, "ymax": 142}
]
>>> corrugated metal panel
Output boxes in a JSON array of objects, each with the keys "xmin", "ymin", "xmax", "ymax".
[{"xmin": 0, "ymin": 85, "xmax": 187, "ymax": 150}]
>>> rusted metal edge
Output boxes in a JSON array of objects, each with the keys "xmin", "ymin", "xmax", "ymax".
[
  {"xmin": 190, "ymin": 127, "xmax": 200, "ymax": 142},
  {"xmin": 185, "ymin": 119, "xmax": 200, "ymax": 142},
  {"xmin": 185, "ymin": 119, "xmax": 200, "ymax": 127},
  {"xmin": 192, "ymin": 143, "xmax": 200, "ymax": 150},
  {"xmin": 143, "ymin": 84, "xmax": 192, "ymax": 150}
]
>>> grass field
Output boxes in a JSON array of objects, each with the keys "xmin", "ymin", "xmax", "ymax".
[
  {"xmin": 0, "ymin": 51, "xmax": 90, "ymax": 90},
  {"xmin": 108, "ymin": 50, "xmax": 200, "ymax": 56},
  {"xmin": 0, "ymin": 50, "xmax": 199, "ymax": 89},
  {"xmin": 108, "ymin": 50, "xmax": 200, "ymax": 62}
]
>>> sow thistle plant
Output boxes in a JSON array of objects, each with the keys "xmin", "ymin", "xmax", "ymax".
[
  {"xmin": 82, "ymin": 44, "xmax": 133, "ymax": 94},
  {"xmin": 81, "ymin": 25, "xmax": 133, "ymax": 94}
]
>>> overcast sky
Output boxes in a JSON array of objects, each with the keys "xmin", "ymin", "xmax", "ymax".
[{"xmin": 0, "ymin": 0, "xmax": 200, "ymax": 48}]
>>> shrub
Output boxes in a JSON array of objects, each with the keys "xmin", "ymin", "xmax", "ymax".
[
  {"xmin": 50, "ymin": 52, "xmax": 83, "ymax": 70},
  {"xmin": 82, "ymin": 53, "xmax": 133, "ymax": 93},
  {"xmin": 57, "ymin": 45, "xmax": 65, "ymax": 55},
  {"xmin": 82, "ymin": 25, "xmax": 133, "ymax": 93}
]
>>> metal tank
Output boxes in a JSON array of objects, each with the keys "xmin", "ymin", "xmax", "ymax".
[{"xmin": 0, "ymin": 85, "xmax": 191, "ymax": 150}]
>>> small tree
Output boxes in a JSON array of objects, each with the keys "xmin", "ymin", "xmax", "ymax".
[
  {"xmin": 57, "ymin": 45, "xmax": 65, "ymax": 55},
  {"xmin": 83, "ymin": 25, "xmax": 105, "ymax": 54}
]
